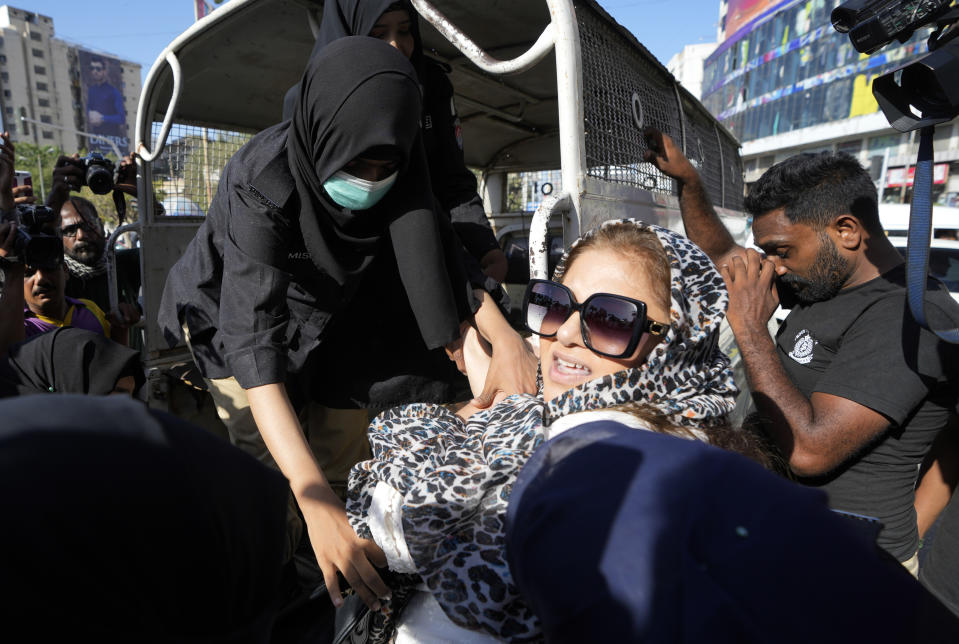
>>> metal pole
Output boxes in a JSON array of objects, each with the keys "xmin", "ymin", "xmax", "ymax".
[
  {"xmin": 547, "ymin": 0, "xmax": 585, "ymax": 243},
  {"xmin": 715, "ymin": 123, "xmax": 726, "ymax": 209},
  {"xmin": 410, "ymin": 0, "xmax": 583, "ymax": 241},
  {"xmin": 201, "ymin": 127, "xmax": 213, "ymax": 208},
  {"xmin": 529, "ymin": 192, "xmax": 570, "ymax": 279},
  {"xmin": 105, "ymin": 221, "xmax": 142, "ymax": 318},
  {"xmin": 36, "ymin": 152, "xmax": 45, "ymax": 202}
]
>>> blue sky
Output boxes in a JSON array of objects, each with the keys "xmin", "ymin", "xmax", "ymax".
[{"xmin": 22, "ymin": 0, "xmax": 721, "ymax": 79}]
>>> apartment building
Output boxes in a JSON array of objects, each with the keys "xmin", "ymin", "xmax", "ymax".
[{"xmin": 0, "ymin": 5, "xmax": 140, "ymax": 154}]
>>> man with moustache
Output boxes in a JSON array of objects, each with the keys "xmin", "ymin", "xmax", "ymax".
[
  {"xmin": 644, "ymin": 128, "xmax": 959, "ymax": 574},
  {"xmin": 48, "ymin": 162, "xmax": 141, "ymax": 334},
  {"xmin": 22, "ymin": 256, "xmax": 113, "ymax": 341}
]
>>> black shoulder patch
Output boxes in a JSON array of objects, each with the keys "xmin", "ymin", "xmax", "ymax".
[{"xmin": 249, "ymin": 153, "xmax": 295, "ymax": 210}]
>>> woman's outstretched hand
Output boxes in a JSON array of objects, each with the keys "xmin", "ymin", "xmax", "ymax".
[
  {"xmin": 246, "ymin": 384, "xmax": 390, "ymax": 612},
  {"xmin": 300, "ymin": 488, "xmax": 390, "ymax": 611}
]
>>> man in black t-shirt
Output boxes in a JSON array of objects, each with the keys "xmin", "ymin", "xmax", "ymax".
[{"xmin": 644, "ymin": 129, "xmax": 959, "ymax": 568}]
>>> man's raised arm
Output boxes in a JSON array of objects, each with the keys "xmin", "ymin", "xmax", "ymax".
[{"xmin": 643, "ymin": 127, "xmax": 743, "ymax": 265}]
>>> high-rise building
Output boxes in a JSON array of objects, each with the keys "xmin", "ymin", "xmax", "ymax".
[
  {"xmin": 0, "ymin": 5, "xmax": 140, "ymax": 155},
  {"xmin": 702, "ymin": 0, "xmax": 959, "ymax": 205},
  {"xmin": 667, "ymin": 43, "xmax": 717, "ymax": 99}
]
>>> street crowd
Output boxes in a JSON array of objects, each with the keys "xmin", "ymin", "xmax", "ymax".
[{"xmin": 0, "ymin": 1, "xmax": 958, "ymax": 641}]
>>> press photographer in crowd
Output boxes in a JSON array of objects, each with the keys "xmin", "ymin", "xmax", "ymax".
[
  {"xmin": 644, "ymin": 127, "xmax": 959, "ymax": 574},
  {"xmin": 46, "ymin": 151, "xmax": 141, "ymax": 342},
  {"xmin": 0, "ymin": 133, "xmax": 142, "ymax": 398}
]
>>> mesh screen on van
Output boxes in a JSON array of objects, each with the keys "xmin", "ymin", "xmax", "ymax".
[
  {"xmin": 576, "ymin": 4, "xmax": 744, "ymax": 210},
  {"xmin": 149, "ymin": 122, "xmax": 253, "ymax": 217}
]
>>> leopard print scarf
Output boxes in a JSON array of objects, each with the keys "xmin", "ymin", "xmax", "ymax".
[{"xmin": 347, "ymin": 221, "xmax": 737, "ymax": 642}]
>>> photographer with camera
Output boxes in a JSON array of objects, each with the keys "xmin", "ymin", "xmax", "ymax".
[
  {"xmin": 1, "ymin": 134, "xmax": 62, "ymax": 340},
  {"xmin": 644, "ymin": 127, "xmax": 959, "ymax": 573},
  {"xmin": 47, "ymin": 152, "xmax": 141, "ymax": 340},
  {"xmin": 0, "ymin": 133, "xmax": 141, "ymax": 397}
]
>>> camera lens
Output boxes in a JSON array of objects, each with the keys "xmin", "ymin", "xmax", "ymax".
[{"xmin": 86, "ymin": 164, "xmax": 114, "ymax": 195}]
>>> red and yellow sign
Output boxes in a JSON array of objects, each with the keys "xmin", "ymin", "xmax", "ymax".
[{"xmin": 886, "ymin": 164, "xmax": 949, "ymax": 188}]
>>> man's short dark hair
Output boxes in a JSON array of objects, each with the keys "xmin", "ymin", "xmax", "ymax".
[
  {"xmin": 89, "ymin": 55, "xmax": 105, "ymax": 67},
  {"xmin": 68, "ymin": 196, "xmax": 101, "ymax": 224},
  {"xmin": 744, "ymin": 152, "xmax": 881, "ymax": 233}
]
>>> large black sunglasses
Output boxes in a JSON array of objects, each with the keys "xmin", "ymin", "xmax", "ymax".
[{"xmin": 523, "ymin": 279, "xmax": 668, "ymax": 358}]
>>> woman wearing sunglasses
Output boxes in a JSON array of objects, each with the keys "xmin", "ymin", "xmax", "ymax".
[{"xmin": 343, "ymin": 220, "xmax": 766, "ymax": 642}]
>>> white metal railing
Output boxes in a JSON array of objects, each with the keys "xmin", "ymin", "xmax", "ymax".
[
  {"xmin": 136, "ymin": 51, "xmax": 183, "ymax": 163},
  {"xmin": 528, "ymin": 192, "xmax": 570, "ymax": 279},
  {"xmin": 135, "ymin": 0, "xmax": 586, "ymax": 294},
  {"xmin": 134, "ymin": 0, "xmax": 258, "ymax": 165},
  {"xmin": 410, "ymin": 0, "xmax": 583, "ymax": 277},
  {"xmin": 104, "ymin": 221, "xmax": 143, "ymax": 324},
  {"xmin": 411, "ymin": 1, "xmax": 557, "ymax": 75}
]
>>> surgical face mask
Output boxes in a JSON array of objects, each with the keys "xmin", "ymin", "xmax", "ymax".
[{"xmin": 323, "ymin": 170, "xmax": 398, "ymax": 211}]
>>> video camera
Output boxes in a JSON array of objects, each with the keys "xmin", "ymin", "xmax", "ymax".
[
  {"xmin": 832, "ymin": 2, "xmax": 959, "ymax": 342},
  {"xmin": 832, "ymin": 0, "xmax": 959, "ymax": 131},
  {"xmin": 0, "ymin": 204, "xmax": 62, "ymax": 268},
  {"xmin": 75, "ymin": 152, "xmax": 116, "ymax": 195},
  {"xmin": 831, "ymin": 0, "xmax": 953, "ymax": 55}
]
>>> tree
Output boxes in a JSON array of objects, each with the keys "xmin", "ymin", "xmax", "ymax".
[
  {"xmin": 79, "ymin": 189, "xmax": 136, "ymax": 229},
  {"xmin": 506, "ymin": 172, "xmax": 524, "ymax": 212},
  {"xmin": 13, "ymin": 142, "xmax": 62, "ymax": 203}
]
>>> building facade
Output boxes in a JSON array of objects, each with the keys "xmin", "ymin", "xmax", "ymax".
[
  {"xmin": 667, "ymin": 43, "xmax": 717, "ymax": 100},
  {"xmin": 0, "ymin": 5, "xmax": 140, "ymax": 155},
  {"xmin": 703, "ymin": 0, "xmax": 958, "ymax": 205}
]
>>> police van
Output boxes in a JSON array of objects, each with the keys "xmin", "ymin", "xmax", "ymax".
[{"xmin": 121, "ymin": 0, "xmax": 747, "ymax": 414}]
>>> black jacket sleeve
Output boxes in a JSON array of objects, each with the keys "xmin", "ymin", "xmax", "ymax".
[
  {"xmin": 422, "ymin": 62, "xmax": 500, "ymax": 260},
  {"xmin": 218, "ymin": 183, "xmax": 296, "ymax": 389}
]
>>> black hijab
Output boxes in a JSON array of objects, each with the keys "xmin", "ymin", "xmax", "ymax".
[
  {"xmin": 315, "ymin": 0, "xmax": 423, "ymax": 69},
  {"xmin": 0, "ymin": 327, "xmax": 144, "ymax": 397},
  {"xmin": 0, "ymin": 394, "xmax": 287, "ymax": 641},
  {"xmin": 288, "ymin": 37, "xmax": 461, "ymax": 349},
  {"xmin": 283, "ymin": 0, "xmax": 424, "ymax": 120}
]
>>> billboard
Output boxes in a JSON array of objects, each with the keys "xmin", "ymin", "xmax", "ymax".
[
  {"xmin": 886, "ymin": 164, "xmax": 949, "ymax": 188},
  {"xmin": 78, "ymin": 49, "xmax": 128, "ymax": 156},
  {"xmin": 723, "ymin": 0, "xmax": 785, "ymax": 39}
]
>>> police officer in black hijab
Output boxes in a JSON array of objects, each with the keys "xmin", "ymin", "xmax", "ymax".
[
  {"xmin": 159, "ymin": 37, "xmax": 535, "ymax": 610},
  {"xmin": 284, "ymin": 0, "xmax": 509, "ymax": 284}
]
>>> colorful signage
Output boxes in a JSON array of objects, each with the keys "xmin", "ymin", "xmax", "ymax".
[
  {"xmin": 724, "ymin": 0, "xmax": 785, "ymax": 40},
  {"xmin": 885, "ymin": 164, "xmax": 949, "ymax": 188}
]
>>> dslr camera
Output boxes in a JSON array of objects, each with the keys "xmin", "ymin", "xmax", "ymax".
[
  {"xmin": 76, "ymin": 152, "xmax": 116, "ymax": 195},
  {"xmin": 0, "ymin": 204, "xmax": 62, "ymax": 268}
]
